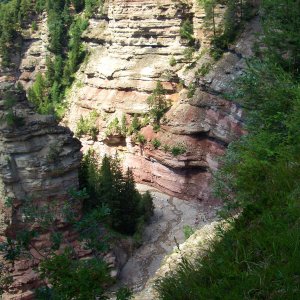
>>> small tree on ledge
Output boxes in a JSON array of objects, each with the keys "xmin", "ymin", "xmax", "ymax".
[{"xmin": 147, "ymin": 81, "xmax": 170, "ymax": 125}]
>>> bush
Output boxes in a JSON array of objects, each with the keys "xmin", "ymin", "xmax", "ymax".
[
  {"xmin": 187, "ymin": 83, "xmax": 196, "ymax": 98},
  {"xmin": 183, "ymin": 47, "xmax": 195, "ymax": 60},
  {"xmin": 171, "ymin": 144, "xmax": 186, "ymax": 156},
  {"xmin": 196, "ymin": 62, "xmax": 212, "ymax": 77},
  {"xmin": 31, "ymin": 21, "xmax": 37, "ymax": 32},
  {"xmin": 152, "ymin": 138, "xmax": 161, "ymax": 149},
  {"xmin": 180, "ymin": 19, "xmax": 195, "ymax": 46},
  {"xmin": 163, "ymin": 144, "xmax": 170, "ymax": 153},
  {"xmin": 75, "ymin": 110, "xmax": 99, "ymax": 140},
  {"xmin": 169, "ymin": 56, "xmax": 176, "ymax": 67},
  {"xmin": 136, "ymin": 133, "xmax": 146, "ymax": 144},
  {"xmin": 39, "ymin": 251, "xmax": 112, "ymax": 300},
  {"xmin": 106, "ymin": 116, "xmax": 126, "ymax": 137}
]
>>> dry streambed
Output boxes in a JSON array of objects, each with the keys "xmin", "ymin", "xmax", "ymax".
[{"xmin": 109, "ymin": 184, "xmax": 221, "ymax": 299}]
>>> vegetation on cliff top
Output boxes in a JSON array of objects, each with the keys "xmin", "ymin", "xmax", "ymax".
[{"xmin": 155, "ymin": 0, "xmax": 300, "ymax": 299}]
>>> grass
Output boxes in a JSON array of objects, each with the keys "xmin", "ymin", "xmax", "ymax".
[{"xmin": 155, "ymin": 182, "xmax": 300, "ymax": 299}]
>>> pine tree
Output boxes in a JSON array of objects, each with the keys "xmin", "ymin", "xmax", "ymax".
[{"xmin": 147, "ymin": 82, "xmax": 169, "ymax": 124}]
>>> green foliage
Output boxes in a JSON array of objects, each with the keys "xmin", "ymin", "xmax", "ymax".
[
  {"xmin": 31, "ymin": 20, "xmax": 37, "ymax": 31},
  {"xmin": 0, "ymin": 0, "xmax": 25, "ymax": 67},
  {"xmin": 171, "ymin": 144, "xmax": 186, "ymax": 156},
  {"xmin": 0, "ymin": 263, "xmax": 12, "ymax": 295},
  {"xmin": 72, "ymin": 0, "xmax": 85, "ymax": 13},
  {"xmin": 136, "ymin": 133, "xmax": 146, "ymax": 144},
  {"xmin": 183, "ymin": 225, "xmax": 195, "ymax": 240},
  {"xmin": 198, "ymin": 0, "xmax": 254, "ymax": 60},
  {"xmin": 153, "ymin": 123, "xmax": 161, "ymax": 132},
  {"xmin": 128, "ymin": 114, "xmax": 140, "ymax": 134},
  {"xmin": 147, "ymin": 82, "xmax": 170, "ymax": 124},
  {"xmin": 85, "ymin": 0, "xmax": 103, "ymax": 16},
  {"xmin": 187, "ymin": 82, "xmax": 196, "ymax": 98},
  {"xmin": 183, "ymin": 46, "xmax": 195, "ymax": 60},
  {"xmin": 0, "ymin": 186, "xmax": 112, "ymax": 297},
  {"xmin": 1, "ymin": 91, "xmax": 24, "ymax": 127},
  {"xmin": 106, "ymin": 116, "xmax": 126, "ymax": 137},
  {"xmin": 156, "ymin": 1, "xmax": 300, "ymax": 299},
  {"xmin": 169, "ymin": 56, "xmax": 176, "ymax": 67},
  {"xmin": 196, "ymin": 62, "xmax": 212, "ymax": 77},
  {"xmin": 152, "ymin": 138, "xmax": 161, "ymax": 149},
  {"xmin": 180, "ymin": 19, "xmax": 195, "ymax": 46},
  {"xmin": 140, "ymin": 191, "xmax": 155, "ymax": 223},
  {"xmin": 76, "ymin": 110, "xmax": 99, "ymax": 140},
  {"xmin": 116, "ymin": 287, "xmax": 133, "ymax": 300},
  {"xmin": 79, "ymin": 151, "xmax": 154, "ymax": 235},
  {"xmin": 39, "ymin": 251, "xmax": 112, "ymax": 300}
]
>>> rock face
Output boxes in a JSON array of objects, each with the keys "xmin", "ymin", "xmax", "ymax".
[
  {"xmin": 0, "ymin": 82, "xmax": 82, "ymax": 299},
  {"xmin": 134, "ymin": 219, "xmax": 225, "ymax": 300},
  {"xmin": 65, "ymin": 0, "xmax": 259, "ymax": 201},
  {"xmin": 18, "ymin": 13, "xmax": 50, "ymax": 90}
]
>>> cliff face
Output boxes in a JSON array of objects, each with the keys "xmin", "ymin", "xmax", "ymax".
[
  {"xmin": 0, "ymin": 81, "xmax": 82, "ymax": 299},
  {"xmin": 65, "ymin": 0, "xmax": 258, "ymax": 201}
]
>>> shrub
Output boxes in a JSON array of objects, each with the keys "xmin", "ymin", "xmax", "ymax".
[
  {"xmin": 106, "ymin": 116, "xmax": 126, "ymax": 137},
  {"xmin": 75, "ymin": 110, "xmax": 99, "ymax": 140},
  {"xmin": 152, "ymin": 138, "xmax": 161, "ymax": 149},
  {"xmin": 136, "ymin": 133, "xmax": 146, "ymax": 144},
  {"xmin": 196, "ymin": 62, "xmax": 212, "ymax": 77},
  {"xmin": 140, "ymin": 191, "xmax": 155, "ymax": 223},
  {"xmin": 46, "ymin": 142, "xmax": 62, "ymax": 163},
  {"xmin": 39, "ymin": 251, "xmax": 112, "ymax": 300},
  {"xmin": 183, "ymin": 47, "xmax": 195, "ymax": 60},
  {"xmin": 180, "ymin": 19, "xmax": 195, "ymax": 46},
  {"xmin": 169, "ymin": 56, "xmax": 176, "ymax": 67},
  {"xmin": 153, "ymin": 124, "xmax": 161, "ymax": 132},
  {"xmin": 187, "ymin": 83, "xmax": 196, "ymax": 98},
  {"xmin": 171, "ymin": 144, "xmax": 186, "ymax": 156},
  {"xmin": 116, "ymin": 287, "xmax": 133, "ymax": 300}
]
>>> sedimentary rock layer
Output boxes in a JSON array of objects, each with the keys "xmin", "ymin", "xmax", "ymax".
[
  {"xmin": 65, "ymin": 0, "xmax": 259, "ymax": 201},
  {"xmin": 0, "ymin": 82, "xmax": 82, "ymax": 299}
]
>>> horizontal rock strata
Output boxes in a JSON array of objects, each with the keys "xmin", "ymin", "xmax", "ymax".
[
  {"xmin": 65, "ymin": 0, "xmax": 260, "ymax": 201},
  {"xmin": 0, "ymin": 82, "xmax": 82, "ymax": 300}
]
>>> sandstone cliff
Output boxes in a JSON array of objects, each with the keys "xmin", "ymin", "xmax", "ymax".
[
  {"xmin": 0, "ymin": 81, "xmax": 82, "ymax": 299},
  {"xmin": 64, "ymin": 0, "xmax": 259, "ymax": 201}
]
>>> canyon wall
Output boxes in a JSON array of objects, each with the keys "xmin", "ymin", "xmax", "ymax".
[
  {"xmin": 65, "ymin": 0, "xmax": 258, "ymax": 201},
  {"xmin": 0, "ymin": 81, "xmax": 82, "ymax": 299}
]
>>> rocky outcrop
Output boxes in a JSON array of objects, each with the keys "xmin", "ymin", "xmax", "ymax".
[
  {"xmin": 65, "ymin": 0, "xmax": 259, "ymax": 201},
  {"xmin": 0, "ymin": 82, "xmax": 82, "ymax": 299},
  {"xmin": 134, "ymin": 219, "xmax": 225, "ymax": 300},
  {"xmin": 18, "ymin": 13, "xmax": 50, "ymax": 90}
]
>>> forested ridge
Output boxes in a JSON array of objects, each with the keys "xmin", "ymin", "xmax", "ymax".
[{"xmin": 156, "ymin": 0, "xmax": 300, "ymax": 299}]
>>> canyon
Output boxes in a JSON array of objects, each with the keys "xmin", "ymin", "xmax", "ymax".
[{"xmin": 0, "ymin": 0, "xmax": 261, "ymax": 298}]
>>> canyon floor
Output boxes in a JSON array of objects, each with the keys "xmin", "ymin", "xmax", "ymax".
[{"xmin": 109, "ymin": 184, "xmax": 221, "ymax": 299}]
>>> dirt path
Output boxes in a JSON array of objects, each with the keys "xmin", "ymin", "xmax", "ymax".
[{"xmin": 109, "ymin": 184, "xmax": 220, "ymax": 298}]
